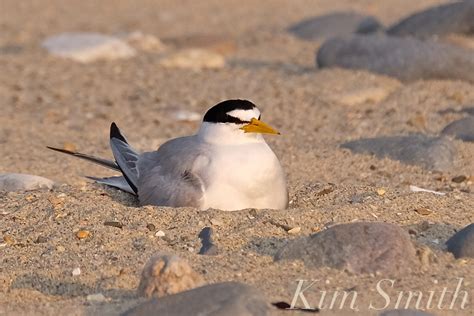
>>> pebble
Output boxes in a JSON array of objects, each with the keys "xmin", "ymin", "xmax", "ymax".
[
  {"xmin": 386, "ymin": 1, "xmax": 474, "ymax": 39},
  {"xmin": 124, "ymin": 282, "xmax": 269, "ymax": 316},
  {"xmin": 146, "ymin": 223, "xmax": 155, "ymax": 231},
  {"xmin": 287, "ymin": 227, "xmax": 301, "ymax": 235},
  {"xmin": 341, "ymin": 134, "xmax": 456, "ymax": 171},
  {"xmin": 76, "ymin": 230, "xmax": 90, "ymax": 239},
  {"xmin": 72, "ymin": 267, "xmax": 81, "ymax": 276},
  {"xmin": 198, "ymin": 227, "xmax": 219, "ymax": 255},
  {"xmin": 154, "ymin": 230, "xmax": 165, "ymax": 237},
  {"xmin": 317, "ymin": 34, "xmax": 474, "ymax": 83},
  {"xmin": 441, "ymin": 116, "xmax": 474, "ymax": 142},
  {"xmin": 163, "ymin": 33, "xmax": 236, "ymax": 56},
  {"xmin": 288, "ymin": 12, "xmax": 382, "ymax": 40},
  {"xmin": 275, "ymin": 222, "xmax": 418, "ymax": 275},
  {"xmin": 56, "ymin": 245, "xmax": 65, "ymax": 252},
  {"xmin": 124, "ymin": 31, "xmax": 165, "ymax": 52},
  {"xmin": 210, "ymin": 218, "xmax": 223, "ymax": 226},
  {"xmin": 446, "ymin": 223, "xmax": 474, "ymax": 258},
  {"xmin": 159, "ymin": 49, "xmax": 225, "ymax": 70},
  {"xmin": 103, "ymin": 221, "xmax": 123, "ymax": 229},
  {"xmin": 137, "ymin": 252, "xmax": 204, "ymax": 298},
  {"xmin": 34, "ymin": 236, "xmax": 48, "ymax": 243},
  {"xmin": 86, "ymin": 293, "xmax": 107, "ymax": 303},
  {"xmin": 0, "ymin": 173, "xmax": 55, "ymax": 192},
  {"xmin": 41, "ymin": 32, "xmax": 136, "ymax": 63},
  {"xmin": 452, "ymin": 175, "xmax": 467, "ymax": 183},
  {"xmin": 414, "ymin": 208, "xmax": 433, "ymax": 216}
]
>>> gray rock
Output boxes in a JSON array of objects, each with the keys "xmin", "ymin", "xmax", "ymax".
[
  {"xmin": 198, "ymin": 227, "xmax": 219, "ymax": 255},
  {"xmin": 316, "ymin": 34, "xmax": 474, "ymax": 82},
  {"xmin": 275, "ymin": 222, "xmax": 417, "ymax": 275},
  {"xmin": 123, "ymin": 282, "xmax": 269, "ymax": 316},
  {"xmin": 0, "ymin": 173, "xmax": 55, "ymax": 192},
  {"xmin": 446, "ymin": 223, "xmax": 474, "ymax": 258},
  {"xmin": 380, "ymin": 309, "xmax": 436, "ymax": 316},
  {"xmin": 441, "ymin": 116, "xmax": 474, "ymax": 142},
  {"xmin": 341, "ymin": 134, "xmax": 456, "ymax": 170},
  {"xmin": 387, "ymin": 1, "xmax": 474, "ymax": 39},
  {"xmin": 288, "ymin": 12, "xmax": 382, "ymax": 40}
]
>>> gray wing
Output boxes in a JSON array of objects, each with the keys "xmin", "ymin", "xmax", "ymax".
[
  {"xmin": 86, "ymin": 176, "xmax": 136, "ymax": 194},
  {"xmin": 136, "ymin": 136, "xmax": 210, "ymax": 207}
]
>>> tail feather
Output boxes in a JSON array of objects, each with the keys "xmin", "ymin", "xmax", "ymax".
[{"xmin": 46, "ymin": 146, "xmax": 120, "ymax": 171}]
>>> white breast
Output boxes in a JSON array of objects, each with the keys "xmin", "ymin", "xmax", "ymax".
[{"xmin": 200, "ymin": 142, "xmax": 288, "ymax": 211}]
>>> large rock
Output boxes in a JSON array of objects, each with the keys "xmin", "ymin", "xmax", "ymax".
[
  {"xmin": 446, "ymin": 223, "xmax": 474, "ymax": 258},
  {"xmin": 341, "ymin": 134, "xmax": 456, "ymax": 170},
  {"xmin": 316, "ymin": 34, "xmax": 474, "ymax": 82},
  {"xmin": 137, "ymin": 253, "xmax": 204, "ymax": 298},
  {"xmin": 123, "ymin": 282, "xmax": 269, "ymax": 316},
  {"xmin": 387, "ymin": 1, "xmax": 474, "ymax": 39},
  {"xmin": 0, "ymin": 173, "xmax": 54, "ymax": 192},
  {"xmin": 441, "ymin": 116, "xmax": 474, "ymax": 142},
  {"xmin": 275, "ymin": 222, "xmax": 417, "ymax": 275},
  {"xmin": 288, "ymin": 12, "xmax": 382, "ymax": 40},
  {"xmin": 42, "ymin": 32, "xmax": 136, "ymax": 63}
]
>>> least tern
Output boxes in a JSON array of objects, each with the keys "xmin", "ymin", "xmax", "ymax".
[{"xmin": 48, "ymin": 99, "xmax": 288, "ymax": 210}]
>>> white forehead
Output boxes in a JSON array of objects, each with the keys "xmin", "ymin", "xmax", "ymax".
[{"xmin": 227, "ymin": 108, "xmax": 261, "ymax": 121}]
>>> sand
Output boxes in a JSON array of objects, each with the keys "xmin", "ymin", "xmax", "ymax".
[{"xmin": 0, "ymin": 0, "xmax": 473, "ymax": 315}]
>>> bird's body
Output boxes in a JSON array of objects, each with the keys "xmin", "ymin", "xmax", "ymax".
[{"xmin": 48, "ymin": 99, "xmax": 288, "ymax": 211}]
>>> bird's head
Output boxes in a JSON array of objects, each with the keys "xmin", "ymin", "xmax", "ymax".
[{"xmin": 198, "ymin": 99, "xmax": 280, "ymax": 144}]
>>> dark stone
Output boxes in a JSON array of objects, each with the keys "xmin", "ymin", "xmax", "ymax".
[
  {"xmin": 275, "ymin": 222, "xmax": 417, "ymax": 275},
  {"xmin": 198, "ymin": 227, "xmax": 219, "ymax": 255},
  {"xmin": 379, "ymin": 309, "xmax": 436, "ymax": 316},
  {"xmin": 441, "ymin": 116, "xmax": 474, "ymax": 142},
  {"xmin": 446, "ymin": 223, "xmax": 474, "ymax": 258},
  {"xmin": 122, "ymin": 282, "xmax": 269, "ymax": 316},
  {"xmin": 288, "ymin": 12, "xmax": 382, "ymax": 40},
  {"xmin": 316, "ymin": 34, "xmax": 474, "ymax": 82},
  {"xmin": 341, "ymin": 134, "xmax": 456, "ymax": 170},
  {"xmin": 387, "ymin": 1, "xmax": 474, "ymax": 39}
]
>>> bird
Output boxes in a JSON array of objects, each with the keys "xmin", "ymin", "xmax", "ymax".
[{"xmin": 47, "ymin": 99, "xmax": 288, "ymax": 211}]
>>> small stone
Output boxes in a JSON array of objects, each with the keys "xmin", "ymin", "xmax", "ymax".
[
  {"xmin": 86, "ymin": 293, "xmax": 107, "ymax": 303},
  {"xmin": 376, "ymin": 188, "xmax": 386, "ymax": 196},
  {"xmin": 452, "ymin": 175, "xmax": 467, "ymax": 183},
  {"xmin": 159, "ymin": 49, "xmax": 225, "ymax": 70},
  {"xmin": 441, "ymin": 117, "xmax": 474, "ymax": 142},
  {"xmin": 446, "ymin": 223, "xmax": 474, "ymax": 258},
  {"xmin": 103, "ymin": 221, "xmax": 123, "ymax": 229},
  {"xmin": 72, "ymin": 267, "xmax": 81, "ymax": 276},
  {"xmin": 386, "ymin": 1, "xmax": 474, "ymax": 39},
  {"xmin": 56, "ymin": 245, "xmax": 65, "ymax": 252},
  {"xmin": 287, "ymin": 227, "xmax": 301, "ymax": 235},
  {"xmin": 34, "ymin": 236, "xmax": 48, "ymax": 244},
  {"xmin": 414, "ymin": 208, "xmax": 433, "ymax": 216},
  {"xmin": 3, "ymin": 235, "xmax": 14, "ymax": 245},
  {"xmin": 137, "ymin": 252, "xmax": 204, "ymax": 298},
  {"xmin": 63, "ymin": 142, "xmax": 77, "ymax": 152},
  {"xmin": 124, "ymin": 282, "xmax": 269, "ymax": 316},
  {"xmin": 288, "ymin": 12, "xmax": 382, "ymax": 41},
  {"xmin": 42, "ymin": 32, "xmax": 136, "ymax": 63},
  {"xmin": 198, "ymin": 227, "xmax": 219, "ymax": 255},
  {"xmin": 341, "ymin": 134, "xmax": 456, "ymax": 171},
  {"xmin": 155, "ymin": 230, "xmax": 165, "ymax": 237},
  {"xmin": 317, "ymin": 35, "xmax": 474, "ymax": 83},
  {"xmin": 146, "ymin": 223, "xmax": 155, "ymax": 231},
  {"xmin": 125, "ymin": 31, "xmax": 165, "ymax": 52},
  {"xmin": 0, "ymin": 173, "xmax": 55, "ymax": 192},
  {"xmin": 275, "ymin": 222, "xmax": 418, "ymax": 275},
  {"xmin": 163, "ymin": 34, "xmax": 236, "ymax": 56},
  {"xmin": 76, "ymin": 230, "xmax": 90, "ymax": 239}
]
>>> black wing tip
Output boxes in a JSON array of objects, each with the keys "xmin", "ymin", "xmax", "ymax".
[
  {"xmin": 110, "ymin": 122, "xmax": 127, "ymax": 143},
  {"xmin": 46, "ymin": 146, "xmax": 76, "ymax": 154}
]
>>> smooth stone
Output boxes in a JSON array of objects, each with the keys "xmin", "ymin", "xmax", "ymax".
[
  {"xmin": 42, "ymin": 32, "xmax": 136, "ymax": 63},
  {"xmin": 0, "ymin": 173, "xmax": 54, "ymax": 192},
  {"xmin": 288, "ymin": 12, "xmax": 382, "ymax": 40},
  {"xmin": 387, "ymin": 1, "xmax": 474, "ymax": 39},
  {"xmin": 275, "ymin": 222, "xmax": 417, "ymax": 275},
  {"xmin": 316, "ymin": 34, "xmax": 474, "ymax": 82},
  {"xmin": 137, "ymin": 253, "xmax": 204, "ymax": 298},
  {"xmin": 341, "ymin": 134, "xmax": 456, "ymax": 170},
  {"xmin": 446, "ymin": 223, "xmax": 474, "ymax": 258},
  {"xmin": 123, "ymin": 282, "xmax": 269, "ymax": 316},
  {"xmin": 441, "ymin": 116, "xmax": 474, "ymax": 142},
  {"xmin": 159, "ymin": 49, "xmax": 225, "ymax": 70},
  {"xmin": 198, "ymin": 227, "xmax": 219, "ymax": 255},
  {"xmin": 379, "ymin": 309, "xmax": 436, "ymax": 316}
]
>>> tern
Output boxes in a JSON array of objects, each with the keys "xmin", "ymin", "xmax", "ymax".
[{"xmin": 48, "ymin": 99, "xmax": 288, "ymax": 210}]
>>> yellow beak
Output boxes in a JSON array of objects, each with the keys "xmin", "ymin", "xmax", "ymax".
[{"xmin": 240, "ymin": 118, "xmax": 280, "ymax": 135}]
